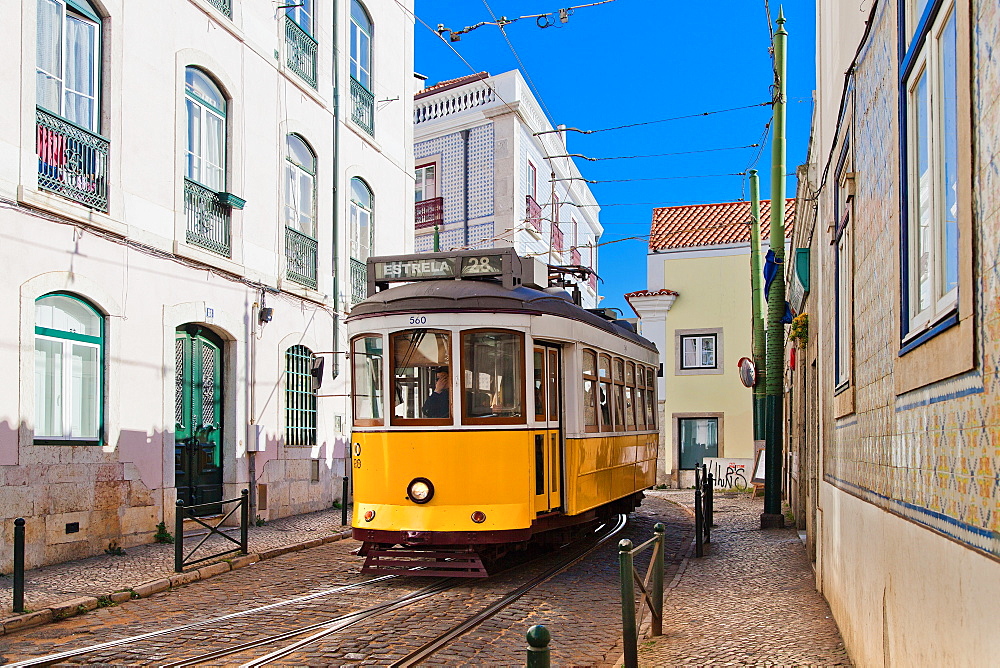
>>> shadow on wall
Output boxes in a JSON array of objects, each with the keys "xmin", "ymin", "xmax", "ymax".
[{"xmin": 0, "ymin": 419, "xmax": 20, "ymax": 466}]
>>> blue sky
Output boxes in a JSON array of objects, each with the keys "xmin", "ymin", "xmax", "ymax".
[{"xmin": 412, "ymin": 0, "xmax": 816, "ymax": 315}]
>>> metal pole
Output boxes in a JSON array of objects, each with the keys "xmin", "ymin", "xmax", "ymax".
[
  {"xmin": 749, "ymin": 169, "xmax": 766, "ymax": 440},
  {"xmin": 652, "ymin": 523, "xmax": 665, "ymax": 637},
  {"xmin": 13, "ymin": 517, "xmax": 25, "ymax": 613},
  {"xmin": 342, "ymin": 475, "xmax": 350, "ymax": 526},
  {"xmin": 174, "ymin": 499, "xmax": 185, "ymax": 573},
  {"xmin": 619, "ymin": 539, "xmax": 637, "ymax": 668},
  {"xmin": 694, "ymin": 486, "xmax": 704, "ymax": 558},
  {"xmin": 240, "ymin": 489, "xmax": 249, "ymax": 555},
  {"xmin": 706, "ymin": 469, "xmax": 714, "ymax": 540},
  {"xmin": 763, "ymin": 8, "xmax": 788, "ymax": 529},
  {"xmin": 526, "ymin": 624, "xmax": 551, "ymax": 668}
]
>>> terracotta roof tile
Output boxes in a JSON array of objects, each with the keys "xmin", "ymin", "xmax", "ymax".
[
  {"xmin": 415, "ymin": 72, "xmax": 489, "ymax": 99},
  {"xmin": 648, "ymin": 199, "xmax": 795, "ymax": 252}
]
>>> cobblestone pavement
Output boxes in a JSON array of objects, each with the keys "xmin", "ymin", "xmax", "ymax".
[
  {"xmin": 636, "ymin": 490, "xmax": 852, "ymax": 667},
  {"xmin": 0, "ymin": 505, "xmax": 351, "ymax": 614},
  {"xmin": 0, "ymin": 496, "xmax": 692, "ymax": 666}
]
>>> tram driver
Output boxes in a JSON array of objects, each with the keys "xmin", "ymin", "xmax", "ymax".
[{"xmin": 422, "ymin": 367, "xmax": 450, "ymax": 418}]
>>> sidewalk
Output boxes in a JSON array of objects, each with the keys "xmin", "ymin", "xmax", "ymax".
[
  {"xmin": 0, "ymin": 506, "xmax": 352, "ymax": 623},
  {"xmin": 636, "ymin": 490, "xmax": 852, "ymax": 666}
]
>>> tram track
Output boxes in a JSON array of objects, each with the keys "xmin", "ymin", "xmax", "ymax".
[{"xmin": 3, "ymin": 575, "xmax": 404, "ymax": 667}]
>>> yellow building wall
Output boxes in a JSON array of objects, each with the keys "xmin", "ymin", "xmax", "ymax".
[{"xmin": 660, "ymin": 250, "xmax": 755, "ymax": 480}]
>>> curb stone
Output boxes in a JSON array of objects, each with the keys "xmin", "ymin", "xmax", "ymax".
[{"xmin": 0, "ymin": 528, "xmax": 352, "ymax": 636}]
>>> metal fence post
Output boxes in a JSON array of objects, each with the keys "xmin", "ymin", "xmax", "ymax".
[
  {"xmin": 174, "ymin": 499, "xmax": 185, "ymax": 573},
  {"xmin": 526, "ymin": 624, "xmax": 551, "ymax": 668},
  {"xmin": 706, "ymin": 470, "xmax": 715, "ymax": 540},
  {"xmin": 13, "ymin": 517, "xmax": 25, "ymax": 613},
  {"xmin": 240, "ymin": 489, "xmax": 249, "ymax": 555},
  {"xmin": 652, "ymin": 522, "xmax": 665, "ymax": 637},
  {"xmin": 619, "ymin": 539, "xmax": 637, "ymax": 668},
  {"xmin": 694, "ymin": 485, "xmax": 704, "ymax": 558},
  {"xmin": 342, "ymin": 475, "xmax": 349, "ymax": 526}
]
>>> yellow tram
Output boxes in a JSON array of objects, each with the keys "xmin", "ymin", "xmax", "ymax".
[{"xmin": 346, "ymin": 248, "xmax": 659, "ymax": 576}]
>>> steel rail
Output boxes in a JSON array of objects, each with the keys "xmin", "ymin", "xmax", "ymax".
[
  {"xmin": 163, "ymin": 579, "xmax": 457, "ymax": 668},
  {"xmin": 4, "ymin": 576, "xmax": 400, "ymax": 668},
  {"xmin": 390, "ymin": 513, "xmax": 629, "ymax": 668}
]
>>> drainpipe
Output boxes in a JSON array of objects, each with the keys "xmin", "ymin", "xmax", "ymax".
[
  {"xmin": 332, "ymin": 0, "xmax": 343, "ymax": 483},
  {"xmin": 461, "ymin": 129, "xmax": 470, "ymax": 247},
  {"xmin": 248, "ymin": 298, "xmax": 258, "ymax": 520}
]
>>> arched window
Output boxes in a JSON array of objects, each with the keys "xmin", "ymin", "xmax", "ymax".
[
  {"xmin": 185, "ymin": 68, "xmax": 226, "ymax": 191},
  {"xmin": 350, "ymin": 178, "xmax": 373, "ymax": 262},
  {"xmin": 350, "ymin": 1, "xmax": 372, "ymax": 90},
  {"xmin": 286, "ymin": 0, "xmax": 313, "ymax": 34},
  {"xmin": 285, "ymin": 135, "xmax": 316, "ymax": 238},
  {"xmin": 36, "ymin": 0, "xmax": 102, "ymax": 132},
  {"xmin": 285, "ymin": 345, "xmax": 317, "ymax": 446},
  {"xmin": 34, "ymin": 293, "xmax": 103, "ymax": 442}
]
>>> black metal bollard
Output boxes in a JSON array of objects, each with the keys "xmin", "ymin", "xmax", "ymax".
[
  {"xmin": 618, "ymin": 539, "xmax": 637, "ymax": 668},
  {"xmin": 341, "ymin": 475, "xmax": 349, "ymax": 526},
  {"xmin": 694, "ymin": 486, "xmax": 704, "ymax": 558},
  {"xmin": 174, "ymin": 499, "xmax": 185, "ymax": 573},
  {"xmin": 13, "ymin": 517, "xmax": 25, "ymax": 613},
  {"xmin": 240, "ymin": 489, "xmax": 249, "ymax": 555},
  {"xmin": 526, "ymin": 624, "xmax": 551, "ymax": 668},
  {"xmin": 706, "ymin": 471, "xmax": 715, "ymax": 536}
]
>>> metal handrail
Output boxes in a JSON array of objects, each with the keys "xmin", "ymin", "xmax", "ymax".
[
  {"xmin": 350, "ymin": 257, "xmax": 367, "ymax": 304},
  {"xmin": 285, "ymin": 226, "xmax": 319, "ymax": 288},
  {"xmin": 36, "ymin": 107, "xmax": 110, "ymax": 212},
  {"xmin": 618, "ymin": 523, "xmax": 666, "ymax": 668},
  {"xmin": 184, "ymin": 178, "xmax": 232, "ymax": 257},
  {"xmin": 285, "ymin": 16, "xmax": 318, "ymax": 88},
  {"xmin": 351, "ymin": 77, "xmax": 375, "ymax": 136},
  {"xmin": 174, "ymin": 489, "xmax": 249, "ymax": 572}
]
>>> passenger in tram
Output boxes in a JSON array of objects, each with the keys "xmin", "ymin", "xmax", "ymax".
[{"xmin": 422, "ymin": 367, "xmax": 450, "ymax": 418}]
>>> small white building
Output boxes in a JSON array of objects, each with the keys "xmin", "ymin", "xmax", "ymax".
[
  {"xmin": 0, "ymin": 0, "xmax": 413, "ymax": 571},
  {"xmin": 413, "ymin": 70, "xmax": 602, "ymax": 309}
]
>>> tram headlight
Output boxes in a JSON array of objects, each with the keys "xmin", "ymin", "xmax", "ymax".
[
  {"xmin": 471, "ymin": 511, "xmax": 487, "ymax": 524},
  {"xmin": 407, "ymin": 477, "xmax": 434, "ymax": 504}
]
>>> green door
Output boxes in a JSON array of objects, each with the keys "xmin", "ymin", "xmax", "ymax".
[{"xmin": 175, "ymin": 326, "xmax": 224, "ymax": 514}]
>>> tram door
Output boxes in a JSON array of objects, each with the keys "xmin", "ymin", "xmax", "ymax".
[{"xmin": 533, "ymin": 345, "xmax": 563, "ymax": 514}]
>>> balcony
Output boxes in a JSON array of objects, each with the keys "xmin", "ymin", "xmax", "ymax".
[
  {"xmin": 351, "ymin": 77, "xmax": 375, "ymax": 137},
  {"xmin": 285, "ymin": 17, "xmax": 317, "ymax": 88},
  {"xmin": 350, "ymin": 258, "xmax": 368, "ymax": 305},
  {"xmin": 286, "ymin": 227, "xmax": 318, "ymax": 289},
  {"xmin": 36, "ymin": 107, "xmax": 110, "ymax": 212},
  {"xmin": 207, "ymin": 0, "xmax": 231, "ymax": 17},
  {"xmin": 526, "ymin": 195, "xmax": 542, "ymax": 232},
  {"xmin": 415, "ymin": 197, "xmax": 444, "ymax": 230},
  {"xmin": 184, "ymin": 178, "xmax": 231, "ymax": 257},
  {"xmin": 571, "ymin": 248, "xmax": 582, "ymax": 266},
  {"xmin": 551, "ymin": 223, "xmax": 565, "ymax": 255}
]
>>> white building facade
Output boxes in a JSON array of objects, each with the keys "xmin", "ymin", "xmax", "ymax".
[
  {"xmin": 0, "ymin": 0, "xmax": 413, "ymax": 571},
  {"xmin": 413, "ymin": 70, "xmax": 602, "ymax": 308}
]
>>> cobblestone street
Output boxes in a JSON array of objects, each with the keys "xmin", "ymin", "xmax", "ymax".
[{"xmin": 0, "ymin": 493, "xmax": 852, "ymax": 666}]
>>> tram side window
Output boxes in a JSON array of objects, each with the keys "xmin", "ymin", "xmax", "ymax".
[
  {"xmin": 582, "ymin": 350, "xmax": 598, "ymax": 432},
  {"xmin": 352, "ymin": 335, "xmax": 383, "ymax": 425},
  {"xmin": 598, "ymin": 353, "xmax": 613, "ymax": 432},
  {"xmin": 391, "ymin": 329, "xmax": 451, "ymax": 423},
  {"xmin": 624, "ymin": 361, "xmax": 636, "ymax": 430},
  {"xmin": 645, "ymin": 367, "xmax": 657, "ymax": 428},
  {"xmin": 613, "ymin": 358, "xmax": 626, "ymax": 431},
  {"xmin": 462, "ymin": 330, "xmax": 525, "ymax": 423},
  {"xmin": 533, "ymin": 348, "xmax": 546, "ymax": 421}
]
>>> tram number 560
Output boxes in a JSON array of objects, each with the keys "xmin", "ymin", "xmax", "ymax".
[{"xmin": 408, "ymin": 316, "xmax": 427, "ymax": 325}]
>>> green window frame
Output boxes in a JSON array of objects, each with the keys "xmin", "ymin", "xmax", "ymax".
[
  {"xmin": 285, "ymin": 344, "xmax": 317, "ymax": 446},
  {"xmin": 36, "ymin": 0, "xmax": 102, "ymax": 133},
  {"xmin": 34, "ymin": 292, "xmax": 104, "ymax": 444}
]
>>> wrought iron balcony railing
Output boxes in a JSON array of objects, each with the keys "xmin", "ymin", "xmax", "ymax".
[
  {"xmin": 571, "ymin": 248, "xmax": 582, "ymax": 266},
  {"xmin": 415, "ymin": 197, "xmax": 444, "ymax": 229},
  {"xmin": 350, "ymin": 258, "xmax": 368, "ymax": 305},
  {"xmin": 351, "ymin": 77, "xmax": 375, "ymax": 137},
  {"xmin": 285, "ymin": 227, "xmax": 318, "ymax": 289},
  {"xmin": 551, "ymin": 222, "xmax": 565, "ymax": 254},
  {"xmin": 207, "ymin": 0, "xmax": 231, "ymax": 17},
  {"xmin": 36, "ymin": 107, "xmax": 110, "ymax": 212},
  {"xmin": 184, "ymin": 178, "xmax": 231, "ymax": 257},
  {"xmin": 285, "ymin": 17, "xmax": 318, "ymax": 88},
  {"xmin": 526, "ymin": 195, "xmax": 542, "ymax": 232}
]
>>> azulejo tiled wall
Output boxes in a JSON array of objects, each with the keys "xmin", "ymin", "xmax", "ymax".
[
  {"xmin": 414, "ymin": 123, "xmax": 495, "ymax": 252},
  {"xmin": 824, "ymin": 0, "xmax": 1000, "ymax": 559}
]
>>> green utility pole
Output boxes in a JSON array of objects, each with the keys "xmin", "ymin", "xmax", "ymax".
[
  {"xmin": 762, "ymin": 9, "xmax": 787, "ymax": 529},
  {"xmin": 749, "ymin": 169, "xmax": 765, "ymax": 441}
]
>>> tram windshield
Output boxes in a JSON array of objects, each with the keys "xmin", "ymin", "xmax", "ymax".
[
  {"xmin": 352, "ymin": 335, "xmax": 383, "ymax": 423},
  {"xmin": 392, "ymin": 329, "xmax": 452, "ymax": 422},
  {"xmin": 462, "ymin": 331, "xmax": 524, "ymax": 420}
]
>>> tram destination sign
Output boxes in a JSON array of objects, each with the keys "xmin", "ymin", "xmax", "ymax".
[{"xmin": 368, "ymin": 248, "xmax": 525, "ymax": 296}]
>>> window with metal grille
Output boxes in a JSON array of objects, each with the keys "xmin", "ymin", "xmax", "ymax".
[{"xmin": 285, "ymin": 345, "xmax": 317, "ymax": 446}]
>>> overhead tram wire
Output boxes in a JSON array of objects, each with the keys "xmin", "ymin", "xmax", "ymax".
[
  {"xmin": 553, "ymin": 173, "xmax": 745, "ymax": 184},
  {"xmin": 543, "ymin": 143, "xmax": 760, "ymax": 162},
  {"xmin": 534, "ymin": 102, "xmax": 772, "ymax": 136},
  {"xmin": 437, "ymin": 0, "xmax": 618, "ymax": 41}
]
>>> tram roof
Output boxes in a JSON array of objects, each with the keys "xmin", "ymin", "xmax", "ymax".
[{"xmin": 347, "ymin": 279, "xmax": 658, "ymax": 352}]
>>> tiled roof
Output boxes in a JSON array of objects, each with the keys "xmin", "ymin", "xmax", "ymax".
[
  {"xmin": 415, "ymin": 72, "xmax": 489, "ymax": 99},
  {"xmin": 648, "ymin": 199, "xmax": 796, "ymax": 251},
  {"xmin": 624, "ymin": 289, "xmax": 679, "ymax": 298}
]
